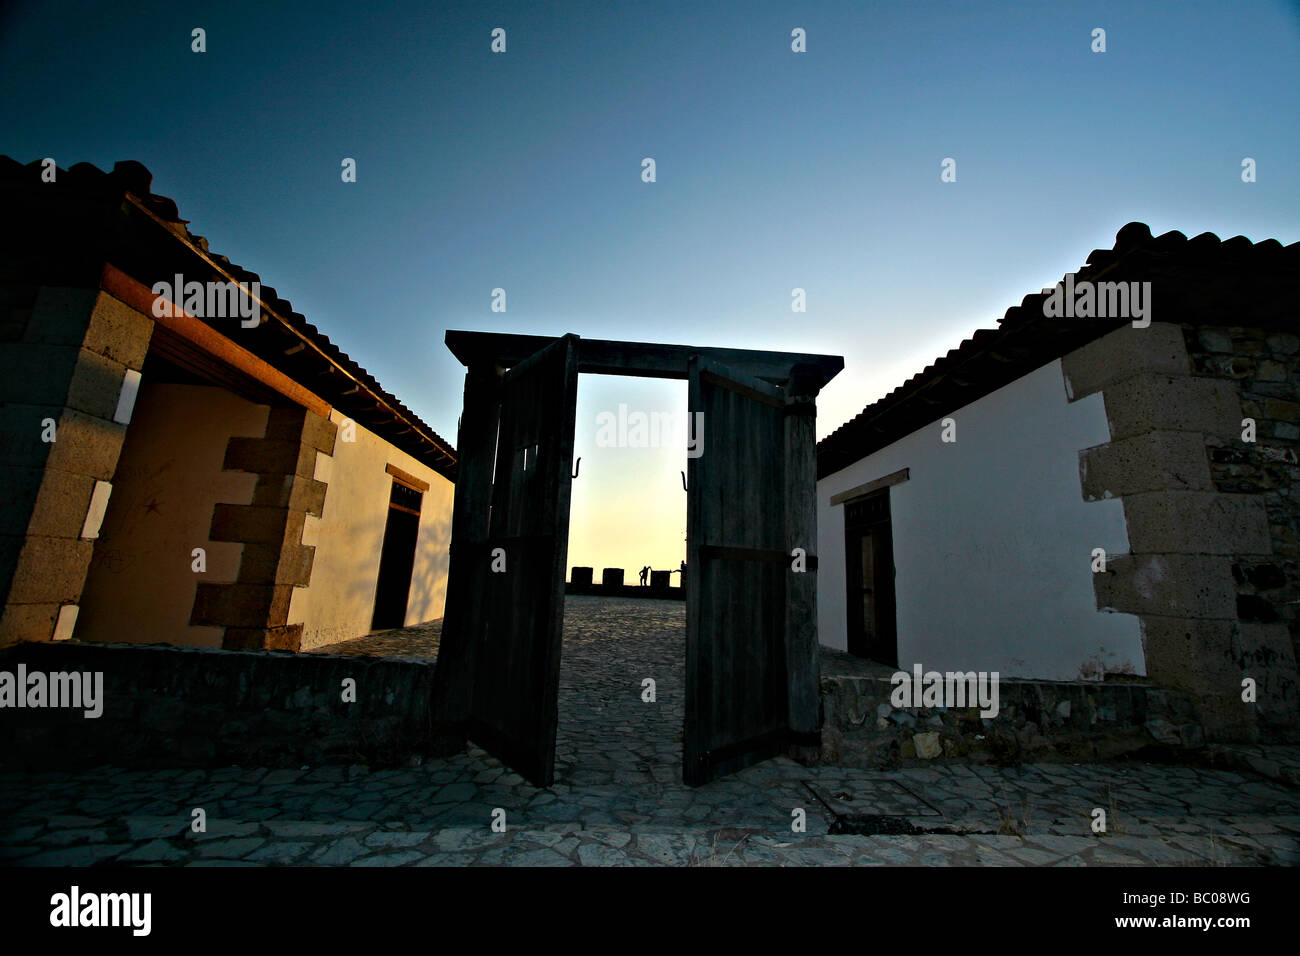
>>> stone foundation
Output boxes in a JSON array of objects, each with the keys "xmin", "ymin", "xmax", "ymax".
[{"xmin": 819, "ymin": 660, "xmax": 1203, "ymax": 769}]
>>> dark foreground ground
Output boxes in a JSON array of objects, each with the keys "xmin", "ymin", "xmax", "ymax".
[{"xmin": 1, "ymin": 597, "xmax": 1297, "ymax": 866}]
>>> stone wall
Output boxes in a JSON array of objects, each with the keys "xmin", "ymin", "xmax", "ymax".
[
  {"xmin": 1064, "ymin": 321, "xmax": 1300, "ymax": 743},
  {"xmin": 1184, "ymin": 325, "xmax": 1300, "ymax": 678},
  {"xmin": 819, "ymin": 668, "xmax": 1202, "ymax": 769},
  {"xmin": 0, "ymin": 288, "xmax": 153, "ymax": 645},
  {"xmin": 196, "ymin": 404, "xmax": 336, "ymax": 651},
  {"xmin": 0, "ymin": 640, "xmax": 438, "ymax": 770}
]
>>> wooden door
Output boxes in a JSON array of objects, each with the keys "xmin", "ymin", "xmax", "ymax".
[
  {"xmin": 684, "ymin": 357, "xmax": 792, "ymax": 785},
  {"xmin": 466, "ymin": 335, "xmax": 580, "ymax": 786},
  {"xmin": 844, "ymin": 490, "xmax": 897, "ymax": 665}
]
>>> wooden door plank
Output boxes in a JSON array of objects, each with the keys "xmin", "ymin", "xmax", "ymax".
[
  {"xmin": 684, "ymin": 356, "xmax": 791, "ymax": 785},
  {"xmin": 430, "ymin": 363, "xmax": 502, "ymax": 754},
  {"xmin": 467, "ymin": 335, "xmax": 579, "ymax": 786}
]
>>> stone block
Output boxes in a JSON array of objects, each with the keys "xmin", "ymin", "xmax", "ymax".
[
  {"xmin": 0, "ymin": 601, "xmax": 60, "ymax": 645},
  {"xmin": 84, "ymin": 292, "xmax": 152, "ymax": 369},
  {"xmin": 262, "ymin": 406, "xmax": 307, "ymax": 441},
  {"xmin": 296, "ymin": 477, "xmax": 328, "ymax": 517},
  {"xmin": 65, "ymin": 348, "xmax": 129, "ymax": 421},
  {"xmin": 1122, "ymin": 491, "xmax": 1272, "ymax": 555},
  {"xmin": 1265, "ymin": 333, "xmax": 1299, "ymax": 356},
  {"xmin": 223, "ymin": 437, "xmax": 316, "ymax": 477},
  {"xmin": 250, "ymin": 473, "xmax": 296, "ymax": 509},
  {"xmin": 251, "ymin": 474, "xmax": 326, "ymax": 515},
  {"xmin": 1079, "ymin": 430, "xmax": 1213, "ymax": 499},
  {"xmin": 1094, "ymin": 552, "xmax": 1237, "ymax": 620},
  {"xmin": 6, "ymin": 536, "xmax": 94, "ymax": 604},
  {"xmin": 301, "ymin": 410, "xmax": 338, "ymax": 455},
  {"xmin": 1257, "ymin": 360, "xmax": 1289, "ymax": 383},
  {"xmin": 42, "ymin": 407, "xmax": 128, "ymax": 481},
  {"xmin": 1061, "ymin": 322, "xmax": 1192, "ymax": 402},
  {"xmin": 602, "ymin": 567, "xmax": 624, "ymax": 588},
  {"xmin": 231, "ymin": 541, "xmax": 282, "ymax": 584},
  {"xmin": 191, "ymin": 582, "xmax": 292, "ymax": 628},
  {"xmin": 1138, "ymin": 615, "xmax": 1255, "ymax": 741},
  {"xmin": 236, "ymin": 539, "xmax": 315, "ymax": 587},
  {"xmin": 24, "ymin": 468, "xmax": 96, "ymax": 538},
  {"xmin": 913, "ymin": 731, "xmax": 942, "ymax": 759},
  {"xmin": 223, "ymin": 624, "xmax": 303, "ymax": 652},
  {"xmin": 1102, "ymin": 375, "xmax": 1243, "ymax": 441}
]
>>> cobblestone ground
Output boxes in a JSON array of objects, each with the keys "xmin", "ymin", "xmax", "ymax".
[{"xmin": 2, "ymin": 597, "xmax": 1298, "ymax": 866}]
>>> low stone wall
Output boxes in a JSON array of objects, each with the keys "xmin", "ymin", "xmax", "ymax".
[
  {"xmin": 820, "ymin": 671, "xmax": 1204, "ymax": 768},
  {"xmin": 0, "ymin": 640, "xmax": 437, "ymax": 770},
  {"xmin": 565, "ymin": 582, "xmax": 684, "ymax": 601}
]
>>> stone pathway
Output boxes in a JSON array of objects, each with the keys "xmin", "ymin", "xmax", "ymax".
[{"xmin": 2, "ymin": 597, "xmax": 1298, "ymax": 866}]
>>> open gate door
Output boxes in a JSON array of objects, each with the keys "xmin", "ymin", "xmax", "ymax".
[
  {"xmin": 685, "ymin": 357, "xmax": 799, "ymax": 786},
  {"xmin": 467, "ymin": 334, "xmax": 580, "ymax": 786}
]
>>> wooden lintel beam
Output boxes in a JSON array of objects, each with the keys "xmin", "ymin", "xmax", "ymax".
[{"xmin": 445, "ymin": 330, "xmax": 844, "ymax": 386}]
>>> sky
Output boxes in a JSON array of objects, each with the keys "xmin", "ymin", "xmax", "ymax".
[{"xmin": 3, "ymin": 0, "xmax": 1299, "ymax": 574}]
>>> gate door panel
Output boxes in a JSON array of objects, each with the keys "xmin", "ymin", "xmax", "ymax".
[
  {"xmin": 467, "ymin": 334, "xmax": 579, "ymax": 786},
  {"xmin": 685, "ymin": 357, "xmax": 791, "ymax": 785}
]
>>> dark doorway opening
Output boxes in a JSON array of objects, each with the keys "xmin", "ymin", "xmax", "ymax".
[
  {"xmin": 371, "ymin": 476, "xmax": 423, "ymax": 630},
  {"xmin": 844, "ymin": 488, "xmax": 897, "ymax": 666}
]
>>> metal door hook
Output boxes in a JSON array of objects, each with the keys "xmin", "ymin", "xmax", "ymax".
[
  {"xmin": 681, "ymin": 470, "xmax": 688, "ymax": 491},
  {"xmin": 572, "ymin": 457, "xmax": 581, "ymax": 479}
]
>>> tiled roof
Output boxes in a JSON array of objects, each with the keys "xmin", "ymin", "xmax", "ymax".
[
  {"xmin": 0, "ymin": 157, "xmax": 457, "ymax": 479},
  {"xmin": 816, "ymin": 222, "xmax": 1300, "ymax": 479}
]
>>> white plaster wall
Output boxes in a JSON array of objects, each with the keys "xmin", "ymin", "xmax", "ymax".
[
  {"xmin": 290, "ymin": 410, "xmax": 454, "ymax": 650},
  {"xmin": 77, "ymin": 382, "xmax": 267, "ymax": 647},
  {"xmin": 816, "ymin": 359, "xmax": 1144, "ymax": 681}
]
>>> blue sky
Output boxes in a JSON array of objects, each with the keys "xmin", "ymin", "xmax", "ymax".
[{"xmin": 4, "ymin": 0, "xmax": 1298, "ymax": 571}]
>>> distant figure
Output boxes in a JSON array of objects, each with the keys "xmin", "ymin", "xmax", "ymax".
[
  {"xmin": 675, "ymin": 560, "xmax": 687, "ymax": 581},
  {"xmin": 639, "ymin": 565, "xmax": 650, "ymax": 586}
]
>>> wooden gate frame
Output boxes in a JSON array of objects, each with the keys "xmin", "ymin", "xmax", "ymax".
[{"xmin": 430, "ymin": 331, "xmax": 843, "ymax": 785}]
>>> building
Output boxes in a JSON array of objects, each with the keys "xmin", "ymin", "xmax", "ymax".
[
  {"xmin": 0, "ymin": 158, "xmax": 457, "ymax": 652},
  {"xmin": 816, "ymin": 223, "xmax": 1300, "ymax": 743}
]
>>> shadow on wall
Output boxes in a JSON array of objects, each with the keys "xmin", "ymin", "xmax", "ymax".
[
  {"xmin": 293, "ymin": 474, "xmax": 452, "ymax": 647},
  {"xmin": 77, "ymin": 382, "xmax": 266, "ymax": 648},
  {"xmin": 298, "ymin": 517, "xmax": 386, "ymax": 647},
  {"xmin": 406, "ymin": 497, "xmax": 452, "ymax": 625}
]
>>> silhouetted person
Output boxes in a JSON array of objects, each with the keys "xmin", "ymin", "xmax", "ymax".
[{"xmin": 639, "ymin": 565, "xmax": 650, "ymax": 586}]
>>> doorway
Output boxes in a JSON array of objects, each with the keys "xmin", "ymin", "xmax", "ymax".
[
  {"xmin": 371, "ymin": 474, "xmax": 423, "ymax": 631},
  {"xmin": 844, "ymin": 488, "xmax": 897, "ymax": 666}
]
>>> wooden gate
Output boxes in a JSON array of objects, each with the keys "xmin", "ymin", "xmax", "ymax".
[
  {"xmin": 464, "ymin": 335, "xmax": 579, "ymax": 786},
  {"xmin": 684, "ymin": 357, "xmax": 814, "ymax": 785},
  {"xmin": 437, "ymin": 331, "xmax": 839, "ymax": 789}
]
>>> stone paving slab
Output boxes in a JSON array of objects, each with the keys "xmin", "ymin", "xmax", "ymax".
[
  {"xmin": 1, "ymin": 819, "xmax": 1289, "ymax": 867},
  {"xmin": 3, "ymin": 597, "xmax": 1298, "ymax": 866}
]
